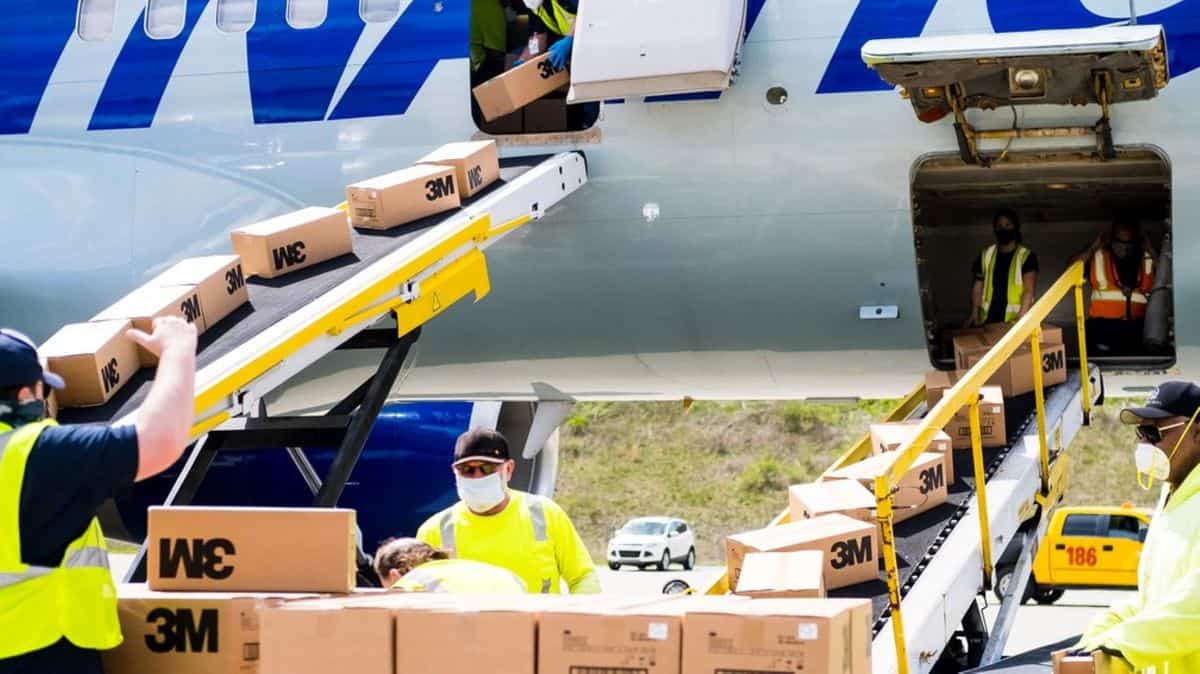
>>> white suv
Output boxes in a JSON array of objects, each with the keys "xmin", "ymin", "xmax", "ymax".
[{"xmin": 606, "ymin": 517, "xmax": 696, "ymax": 571}]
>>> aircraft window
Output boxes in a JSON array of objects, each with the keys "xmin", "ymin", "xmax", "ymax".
[
  {"xmin": 360, "ymin": 0, "xmax": 401, "ymax": 23},
  {"xmin": 145, "ymin": 0, "xmax": 187, "ymax": 39},
  {"xmin": 217, "ymin": 0, "xmax": 256, "ymax": 32},
  {"xmin": 78, "ymin": 0, "xmax": 118, "ymax": 41},
  {"xmin": 286, "ymin": 0, "xmax": 326, "ymax": 28}
]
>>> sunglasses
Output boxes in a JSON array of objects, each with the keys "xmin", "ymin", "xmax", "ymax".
[
  {"xmin": 454, "ymin": 462, "xmax": 504, "ymax": 478},
  {"xmin": 1135, "ymin": 420, "xmax": 1188, "ymax": 445}
]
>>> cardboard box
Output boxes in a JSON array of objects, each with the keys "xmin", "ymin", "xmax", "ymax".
[
  {"xmin": 788, "ymin": 479, "xmax": 876, "ymax": 525},
  {"xmin": 471, "ymin": 52, "xmax": 571, "ymax": 121},
  {"xmin": 733, "ymin": 551, "xmax": 825, "ymax": 599},
  {"xmin": 102, "ymin": 584, "xmax": 314, "ymax": 674},
  {"xmin": 230, "ymin": 207, "xmax": 353, "ymax": 280},
  {"xmin": 523, "ymin": 98, "xmax": 568, "ymax": 133},
  {"xmin": 260, "ymin": 599, "xmax": 394, "ymax": 674},
  {"xmin": 147, "ymin": 507, "xmax": 356, "ymax": 593},
  {"xmin": 871, "ymin": 421, "xmax": 956, "ymax": 486},
  {"xmin": 953, "ymin": 325, "xmax": 1067, "ymax": 398},
  {"xmin": 682, "ymin": 598, "xmax": 853, "ymax": 674},
  {"xmin": 40, "ymin": 320, "xmax": 139, "ymax": 407},
  {"xmin": 1051, "ymin": 649, "xmax": 1134, "ymax": 674},
  {"xmin": 415, "ymin": 140, "xmax": 500, "ymax": 199},
  {"xmin": 150, "ymin": 255, "xmax": 249, "ymax": 332},
  {"xmin": 397, "ymin": 598, "xmax": 537, "ymax": 674},
  {"xmin": 539, "ymin": 601, "xmax": 683, "ymax": 674},
  {"xmin": 828, "ymin": 452, "xmax": 949, "ymax": 523},
  {"xmin": 825, "ymin": 598, "xmax": 873, "ymax": 674},
  {"xmin": 926, "ymin": 371, "xmax": 1007, "ymax": 449},
  {"xmin": 345, "ymin": 165, "xmax": 462, "ymax": 231},
  {"xmin": 726, "ymin": 514, "xmax": 877, "ymax": 591},
  {"xmin": 93, "ymin": 284, "xmax": 206, "ymax": 365}
]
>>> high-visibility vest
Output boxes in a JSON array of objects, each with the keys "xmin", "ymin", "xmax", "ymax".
[
  {"xmin": 1089, "ymin": 247, "xmax": 1155, "ymax": 321},
  {"xmin": 536, "ymin": 0, "xmax": 575, "ymax": 37},
  {"xmin": 0, "ymin": 419, "xmax": 122, "ymax": 659},
  {"xmin": 979, "ymin": 244, "xmax": 1031, "ymax": 324},
  {"xmin": 391, "ymin": 559, "xmax": 527, "ymax": 594}
]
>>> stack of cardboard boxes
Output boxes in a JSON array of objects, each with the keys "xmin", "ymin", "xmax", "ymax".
[
  {"xmin": 103, "ymin": 506, "xmax": 359, "ymax": 674},
  {"xmin": 37, "ymin": 140, "xmax": 501, "ymax": 410}
]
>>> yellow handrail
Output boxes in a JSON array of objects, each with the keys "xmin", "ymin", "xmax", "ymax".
[{"xmin": 879, "ymin": 259, "xmax": 1090, "ymax": 673}]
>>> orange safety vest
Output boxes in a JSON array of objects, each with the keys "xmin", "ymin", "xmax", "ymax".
[{"xmin": 1089, "ymin": 247, "xmax": 1154, "ymax": 321}]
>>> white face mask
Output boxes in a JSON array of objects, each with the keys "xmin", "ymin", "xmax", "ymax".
[
  {"xmin": 456, "ymin": 472, "xmax": 507, "ymax": 512},
  {"xmin": 1135, "ymin": 442, "xmax": 1172, "ymax": 489},
  {"xmin": 523, "ymin": 0, "xmax": 544, "ymax": 10}
]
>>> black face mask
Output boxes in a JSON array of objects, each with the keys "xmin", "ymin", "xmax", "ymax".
[
  {"xmin": 994, "ymin": 228, "xmax": 1019, "ymax": 245},
  {"xmin": 0, "ymin": 399, "xmax": 47, "ymax": 425}
]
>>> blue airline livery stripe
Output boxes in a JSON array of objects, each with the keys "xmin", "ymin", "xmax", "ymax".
[
  {"xmin": 90, "ymin": 0, "xmax": 214, "ymax": 130},
  {"xmin": 0, "ymin": 1, "xmax": 77, "ymax": 135}
]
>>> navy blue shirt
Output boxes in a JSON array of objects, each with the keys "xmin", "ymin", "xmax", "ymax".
[{"xmin": 1, "ymin": 422, "xmax": 138, "ymax": 674}]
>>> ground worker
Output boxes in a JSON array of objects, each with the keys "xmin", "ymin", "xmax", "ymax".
[
  {"xmin": 522, "ymin": 0, "xmax": 577, "ymax": 69},
  {"xmin": 965, "ymin": 209, "xmax": 1039, "ymax": 327},
  {"xmin": 0, "ymin": 318, "xmax": 197, "ymax": 673},
  {"xmin": 1078, "ymin": 217, "xmax": 1157, "ymax": 356},
  {"xmin": 1075, "ymin": 381, "xmax": 1200, "ymax": 672},
  {"xmin": 373, "ymin": 537, "xmax": 526, "ymax": 593},
  {"xmin": 416, "ymin": 428, "xmax": 601, "ymax": 594},
  {"xmin": 470, "ymin": 0, "xmax": 509, "ymax": 126}
]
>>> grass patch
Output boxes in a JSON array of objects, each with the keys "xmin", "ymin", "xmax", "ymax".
[{"xmin": 556, "ymin": 396, "xmax": 1155, "ymax": 565}]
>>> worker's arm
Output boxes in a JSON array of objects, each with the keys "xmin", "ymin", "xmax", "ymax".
[
  {"xmin": 965, "ymin": 279, "xmax": 983, "ymax": 327},
  {"xmin": 414, "ymin": 513, "xmax": 443, "ymax": 548},
  {"xmin": 1086, "ymin": 564, "xmax": 1200, "ymax": 670},
  {"xmin": 126, "ymin": 317, "xmax": 197, "ymax": 481},
  {"xmin": 548, "ymin": 501, "xmax": 601, "ymax": 593},
  {"xmin": 1018, "ymin": 270, "xmax": 1037, "ymax": 317},
  {"xmin": 1077, "ymin": 593, "xmax": 1143, "ymax": 650}
]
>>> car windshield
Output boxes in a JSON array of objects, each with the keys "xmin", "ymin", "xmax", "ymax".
[{"xmin": 621, "ymin": 520, "xmax": 668, "ymax": 536}]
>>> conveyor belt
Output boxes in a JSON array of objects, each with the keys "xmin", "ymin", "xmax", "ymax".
[
  {"xmin": 828, "ymin": 371, "xmax": 1085, "ymax": 631},
  {"xmin": 60, "ymin": 156, "xmax": 551, "ymax": 426}
]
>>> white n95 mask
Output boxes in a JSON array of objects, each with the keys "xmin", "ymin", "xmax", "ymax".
[
  {"xmin": 523, "ymin": 0, "xmax": 545, "ymax": 10},
  {"xmin": 456, "ymin": 472, "xmax": 507, "ymax": 512},
  {"xmin": 1135, "ymin": 442, "xmax": 1172, "ymax": 490}
]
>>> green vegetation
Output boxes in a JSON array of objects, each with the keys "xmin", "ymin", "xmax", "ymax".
[{"xmin": 555, "ymin": 398, "xmax": 1155, "ymax": 565}]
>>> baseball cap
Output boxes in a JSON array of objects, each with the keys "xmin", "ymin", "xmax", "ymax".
[
  {"xmin": 452, "ymin": 428, "xmax": 511, "ymax": 466},
  {"xmin": 1120, "ymin": 381, "xmax": 1200, "ymax": 424},
  {"xmin": 0, "ymin": 329, "xmax": 65, "ymax": 391}
]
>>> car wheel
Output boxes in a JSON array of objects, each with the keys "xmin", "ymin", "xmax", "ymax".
[
  {"xmin": 994, "ymin": 567, "xmax": 1013, "ymax": 603},
  {"xmin": 1034, "ymin": 587, "xmax": 1065, "ymax": 605},
  {"xmin": 683, "ymin": 547, "xmax": 696, "ymax": 570},
  {"xmin": 657, "ymin": 550, "xmax": 670, "ymax": 571},
  {"xmin": 608, "ymin": 562, "xmax": 620, "ymax": 571}
]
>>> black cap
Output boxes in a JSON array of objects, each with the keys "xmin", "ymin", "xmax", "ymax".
[
  {"xmin": 452, "ymin": 428, "xmax": 510, "ymax": 466},
  {"xmin": 0, "ymin": 329, "xmax": 65, "ymax": 391},
  {"xmin": 1120, "ymin": 381, "xmax": 1200, "ymax": 424}
]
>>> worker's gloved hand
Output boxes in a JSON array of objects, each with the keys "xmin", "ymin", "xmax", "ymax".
[{"xmin": 548, "ymin": 35, "xmax": 573, "ymax": 70}]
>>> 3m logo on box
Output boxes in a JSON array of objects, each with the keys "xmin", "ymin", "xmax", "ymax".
[
  {"xmin": 271, "ymin": 241, "xmax": 307, "ymax": 271},
  {"xmin": 179, "ymin": 294, "xmax": 202, "ymax": 324},
  {"xmin": 100, "ymin": 357, "xmax": 121, "ymax": 394},
  {"xmin": 537, "ymin": 60, "xmax": 556, "ymax": 79},
  {"xmin": 424, "ymin": 175, "xmax": 455, "ymax": 201},
  {"xmin": 830, "ymin": 535, "xmax": 873, "ymax": 570},
  {"xmin": 145, "ymin": 608, "xmax": 219, "ymax": 653},
  {"xmin": 224, "ymin": 265, "xmax": 245, "ymax": 295},
  {"xmin": 1043, "ymin": 350, "xmax": 1065, "ymax": 373},
  {"xmin": 920, "ymin": 464, "xmax": 945, "ymax": 495},
  {"xmin": 159, "ymin": 538, "xmax": 236, "ymax": 580}
]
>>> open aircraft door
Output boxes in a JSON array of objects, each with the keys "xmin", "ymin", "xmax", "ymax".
[
  {"xmin": 861, "ymin": 25, "xmax": 1169, "ymax": 164},
  {"xmin": 565, "ymin": 0, "xmax": 748, "ymax": 103}
]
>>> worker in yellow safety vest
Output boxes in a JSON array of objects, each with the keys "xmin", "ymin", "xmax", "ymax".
[
  {"xmin": 521, "ymin": 0, "xmax": 577, "ymax": 70},
  {"xmin": 0, "ymin": 318, "xmax": 197, "ymax": 673},
  {"xmin": 965, "ymin": 209, "xmax": 1039, "ymax": 327},
  {"xmin": 1075, "ymin": 381, "xmax": 1200, "ymax": 672},
  {"xmin": 416, "ymin": 428, "xmax": 601, "ymax": 594},
  {"xmin": 1078, "ymin": 217, "xmax": 1157, "ymax": 355},
  {"xmin": 373, "ymin": 537, "xmax": 526, "ymax": 593}
]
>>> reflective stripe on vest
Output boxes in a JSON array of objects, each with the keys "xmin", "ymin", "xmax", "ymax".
[
  {"xmin": 980, "ymin": 244, "xmax": 1029, "ymax": 324},
  {"xmin": 536, "ymin": 0, "xmax": 575, "ymax": 36},
  {"xmin": 439, "ymin": 510, "xmax": 456, "ymax": 555},
  {"xmin": 1090, "ymin": 248, "xmax": 1154, "ymax": 320},
  {"xmin": 528, "ymin": 495, "xmax": 548, "ymax": 542},
  {"xmin": 0, "ymin": 419, "xmax": 122, "ymax": 657},
  {"xmin": 402, "ymin": 567, "xmax": 444, "ymax": 592}
]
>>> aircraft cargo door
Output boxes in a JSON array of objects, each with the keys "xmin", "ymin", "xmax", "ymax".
[{"xmin": 566, "ymin": 0, "xmax": 748, "ymax": 103}]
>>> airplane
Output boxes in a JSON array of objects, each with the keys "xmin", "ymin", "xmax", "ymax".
[{"xmin": 2, "ymin": 0, "xmax": 1198, "ymax": 549}]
